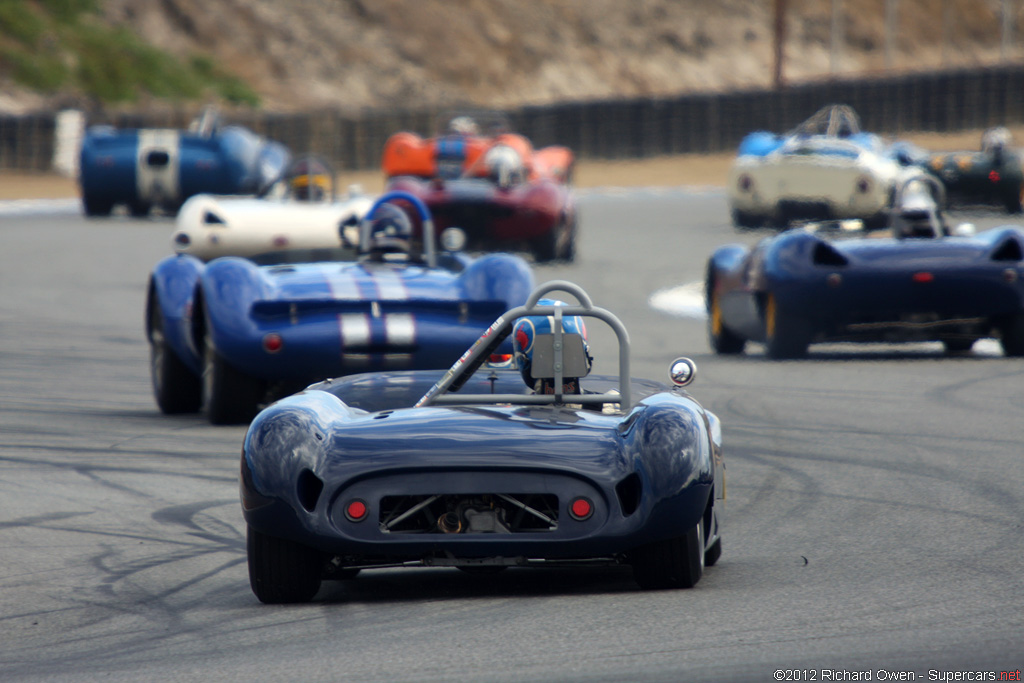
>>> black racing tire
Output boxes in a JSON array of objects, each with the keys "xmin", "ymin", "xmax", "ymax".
[
  {"xmin": 706, "ymin": 274, "xmax": 746, "ymax": 355},
  {"xmin": 862, "ymin": 212, "xmax": 891, "ymax": 230},
  {"xmin": 998, "ymin": 312, "xmax": 1024, "ymax": 357},
  {"xmin": 1003, "ymin": 188, "xmax": 1023, "ymax": 214},
  {"xmin": 532, "ymin": 226, "xmax": 559, "ymax": 263},
  {"xmin": 129, "ymin": 201, "xmax": 150, "ymax": 218},
  {"xmin": 202, "ymin": 339, "xmax": 266, "ymax": 425},
  {"xmin": 148, "ymin": 301, "xmax": 201, "ymax": 414},
  {"xmin": 763, "ymin": 294, "xmax": 811, "ymax": 360},
  {"xmin": 631, "ymin": 521, "xmax": 704, "ymax": 590},
  {"xmin": 731, "ymin": 208, "xmax": 763, "ymax": 230},
  {"xmin": 82, "ymin": 195, "xmax": 113, "ymax": 217},
  {"xmin": 941, "ymin": 337, "xmax": 976, "ymax": 354},
  {"xmin": 560, "ymin": 219, "xmax": 577, "ymax": 263},
  {"xmin": 247, "ymin": 526, "xmax": 323, "ymax": 604},
  {"xmin": 704, "ymin": 537, "xmax": 722, "ymax": 567}
]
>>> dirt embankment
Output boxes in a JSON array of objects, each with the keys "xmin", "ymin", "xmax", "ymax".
[{"xmin": 6, "ymin": 0, "xmax": 1012, "ymax": 115}]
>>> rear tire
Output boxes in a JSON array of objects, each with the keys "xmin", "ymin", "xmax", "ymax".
[
  {"xmin": 1003, "ymin": 187, "xmax": 1023, "ymax": 214},
  {"xmin": 203, "ymin": 340, "xmax": 266, "ymax": 425},
  {"xmin": 129, "ymin": 201, "xmax": 150, "ymax": 218},
  {"xmin": 82, "ymin": 195, "xmax": 113, "ymax": 217},
  {"xmin": 764, "ymin": 294, "xmax": 810, "ymax": 359},
  {"xmin": 731, "ymin": 208, "xmax": 762, "ymax": 229},
  {"xmin": 532, "ymin": 225, "xmax": 559, "ymax": 263},
  {"xmin": 247, "ymin": 526, "xmax": 323, "ymax": 604},
  {"xmin": 631, "ymin": 521, "xmax": 704, "ymax": 590},
  {"xmin": 559, "ymin": 219, "xmax": 577, "ymax": 263},
  {"xmin": 941, "ymin": 337, "xmax": 976, "ymax": 354},
  {"xmin": 706, "ymin": 276, "xmax": 746, "ymax": 354},
  {"xmin": 148, "ymin": 302, "xmax": 201, "ymax": 414},
  {"xmin": 704, "ymin": 537, "xmax": 722, "ymax": 567},
  {"xmin": 998, "ymin": 312, "xmax": 1024, "ymax": 356}
]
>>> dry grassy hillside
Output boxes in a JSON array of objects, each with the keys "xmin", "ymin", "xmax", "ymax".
[{"xmin": 98, "ymin": 0, "xmax": 1022, "ymax": 113}]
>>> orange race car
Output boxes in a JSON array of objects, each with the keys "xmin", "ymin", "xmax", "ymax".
[{"xmin": 382, "ymin": 113, "xmax": 577, "ymax": 262}]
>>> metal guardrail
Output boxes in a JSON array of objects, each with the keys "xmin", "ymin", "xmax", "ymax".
[{"xmin": 2, "ymin": 65, "xmax": 1023, "ymax": 174}]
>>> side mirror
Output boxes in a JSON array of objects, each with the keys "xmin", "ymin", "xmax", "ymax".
[
  {"xmin": 668, "ymin": 357, "xmax": 697, "ymax": 387},
  {"xmin": 440, "ymin": 227, "xmax": 467, "ymax": 252}
]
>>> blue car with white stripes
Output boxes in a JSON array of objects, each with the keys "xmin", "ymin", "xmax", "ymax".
[{"xmin": 145, "ymin": 192, "xmax": 534, "ymax": 424}]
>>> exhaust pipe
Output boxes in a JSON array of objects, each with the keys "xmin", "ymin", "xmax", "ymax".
[{"xmin": 437, "ymin": 511, "xmax": 462, "ymax": 534}]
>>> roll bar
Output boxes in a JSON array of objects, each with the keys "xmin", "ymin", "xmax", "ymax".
[
  {"xmin": 415, "ymin": 281, "xmax": 632, "ymax": 410},
  {"xmin": 361, "ymin": 191, "xmax": 437, "ymax": 268}
]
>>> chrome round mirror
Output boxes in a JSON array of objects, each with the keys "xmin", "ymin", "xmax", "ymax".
[
  {"xmin": 669, "ymin": 357, "xmax": 697, "ymax": 387},
  {"xmin": 440, "ymin": 227, "xmax": 467, "ymax": 252}
]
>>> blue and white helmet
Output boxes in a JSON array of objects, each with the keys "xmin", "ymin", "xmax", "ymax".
[{"xmin": 513, "ymin": 299, "xmax": 592, "ymax": 391}]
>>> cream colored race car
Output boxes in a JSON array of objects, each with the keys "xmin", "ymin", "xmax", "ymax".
[
  {"xmin": 172, "ymin": 156, "xmax": 374, "ymax": 261},
  {"xmin": 727, "ymin": 105, "xmax": 926, "ymax": 230}
]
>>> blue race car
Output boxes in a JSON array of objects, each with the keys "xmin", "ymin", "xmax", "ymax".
[
  {"xmin": 241, "ymin": 280, "xmax": 724, "ymax": 603},
  {"xmin": 79, "ymin": 107, "xmax": 290, "ymax": 217},
  {"xmin": 146, "ymin": 191, "xmax": 534, "ymax": 424},
  {"xmin": 707, "ymin": 177, "xmax": 1024, "ymax": 358}
]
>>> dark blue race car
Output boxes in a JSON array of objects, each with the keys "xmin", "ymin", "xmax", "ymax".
[
  {"xmin": 146, "ymin": 192, "xmax": 534, "ymax": 424},
  {"xmin": 706, "ymin": 177, "xmax": 1024, "ymax": 358},
  {"xmin": 241, "ymin": 281, "xmax": 725, "ymax": 603},
  {"xmin": 79, "ymin": 107, "xmax": 290, "ymax": 217}
]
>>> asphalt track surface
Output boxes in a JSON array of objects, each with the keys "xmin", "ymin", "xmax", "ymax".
[{"xmin": 2, "ymin": 191, "xmax": 1022, "ymax": 682}]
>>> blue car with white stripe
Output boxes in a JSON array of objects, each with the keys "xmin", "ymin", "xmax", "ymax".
[
  {"xmin": 79, "ymin": 107, "xmax": 290, "ymax": 217},
  {"xmin": 146, "ymin": 192, "xmax": 534, "ymax": 424}
]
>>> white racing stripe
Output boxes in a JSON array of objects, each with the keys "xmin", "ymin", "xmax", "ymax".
[
  {"xmin": 136, "ymin": 129, "xmax": 180, "ymax": 204},
  {"xmin": 385, "ymin": 313, "xmax": 415, "ymax": 346},
  {"xmin": 340, "ymin": 313, "xmax": 371, "ymax": 348}
]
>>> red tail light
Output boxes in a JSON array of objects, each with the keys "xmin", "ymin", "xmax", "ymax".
[
  {"xmin": 990, "ymin": 170, "xmax": 1001, "ymax": 183},
  {"xmin": 345, "ymin": 499, "xmax": 368, "ymax": 522},
  {"xmin": 568, "ymin": 497, "xmax": 593, "ymax": 521},
  {"xmin": 912, "ymin": 272, "xmax": 934, "ymax": 284},
  {"xmin": 262, "ymin": 333, "xmax": 283, "ymax": 353}
]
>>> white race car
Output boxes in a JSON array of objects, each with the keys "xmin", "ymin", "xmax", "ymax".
[
  {"xmin": 727, "ymin": 105, "xmax": 925, "ymax": 230},
  {"xmin": 171, "ymin": 156, "xmax": 374, "ymax": 261}
]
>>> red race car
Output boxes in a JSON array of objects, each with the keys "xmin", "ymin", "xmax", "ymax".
[{"xmin": 383, "ymin": 113, "xmax": 577, "ymax": 262}]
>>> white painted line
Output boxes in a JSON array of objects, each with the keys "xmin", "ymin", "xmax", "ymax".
[
  {"xmin": 0, "ymin": 198, "xmax": 80, "ymax": 216},
  {"xmin": 649, "ymin": 281, "xmax": 706, "ymax": 320}
]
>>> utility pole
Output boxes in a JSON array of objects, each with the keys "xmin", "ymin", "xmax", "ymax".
[
  {"xmin": 773, "ymin": 0, "xmax": 786, "ymax": 89},
  {"xmin": 830, "ymin": 0, "xmax": 843, "ymax": 75},
  {"xmin": 1001, "ymin": 0, "xmax": 1012, "ymax": 62},
  {"xmin": 885, "ymin": 0, "xmax": 899, "ymax": 70}
]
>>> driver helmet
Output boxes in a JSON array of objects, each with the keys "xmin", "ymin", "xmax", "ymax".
[
  {"xmin": 365, "ymin": 203, "xmax": 414, "ymax": 258},
  {"xmin": 447, "ymin": 116, "xmax": 479, "ymax": 136},
  {"xmin": 981, "ymin": 127, "xmax": 1012, "ymax": 164},
  {"xmin": 288, "ymin": 158, "xmax": 331, "ymax": 202},
  {"xmin": 513, "ymin": 299, "xmax": 592, "ymax": 394},
  {"xmin": 483, "ymin": 145, "xmax": 525, "ymax": 188},
  {"xmin": 892, "ymin": 177, "xmax": 946, "ymax": 239}
]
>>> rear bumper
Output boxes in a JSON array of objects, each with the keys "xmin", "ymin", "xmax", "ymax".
[{"xmin": 243, "ymin": 467, "xmax": 711, "ymax": 561}]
